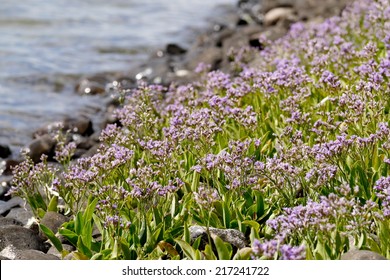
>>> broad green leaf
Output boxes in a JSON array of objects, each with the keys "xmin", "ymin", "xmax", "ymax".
[
  {"xmin": 59, "ymin": 228, "xmax": 78, "ymax": 247},
  {"xmin": 83, "ymin": 197, "xmax": 98, "ymax": 226},
  {"xmin": 213, "ymin": 235, "xmax": 232, "ymax": 260},
  {"xmin": 77, "ymin": 236, "xmax": 92, "ymax": 258},
  {"xmin": 203, "ymin": 244, "xmax": 217, "ymax": 260},
  {"xmin": 357, "ymin": 232, "xmax": 366, "ymax": 249},
  {"xmin": 120, "ymin": 238, "xmax": 132, "ymax": 260},
  {"xmin": 153, "ymin": 206, "xmax": 162, "ymax": 226},
  {"xmin": 315, "ymin": 242, "xmax": 330, "ymax": 260},
  {"xmin": 183, "ymin": 222, "xmax": 190, "ymax": 244},
  {"xmin": 242, "ymin": 220, "xmax": 260, "ymax": 241},
  {"xmin": 39, "ymin": 224, "xmax": 63, "ymax": 253},
  {"xmin": 254, "ymin": 190, "xmax": 265, "ymax": 218},
  {"xmin": 47, "ymin": 196, "xmax": 58, "ymax": 212},
  {"xmin": 222, "ymin": 201, "xmax": 231, "ymax": 228},
  {"xmin": 233, "ymin": 247, "xmax": 253, "ymax": 260},
  {"xmin": 112, "ymin": 238, "xmax": 118, "ymax": 259},
  {"xmin": 171, "ymin": 194, "xmax": 178, "ymax": 217},
  {"xmin": 72, "ymin": 251, "xmax": 89, "ymax": 260},
  {"xmin": 175, "ymin": 239, "xmax": 196, "ymax": 260},
  {"xmin": 74, "ymin": 212, "xmax": 83, "ymax": 236},
  {"xmin": 157, "ymin": 241, "xmax": 179, "ymax": 257}
]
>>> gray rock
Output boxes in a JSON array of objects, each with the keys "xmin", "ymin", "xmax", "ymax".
[
  {"xmin": 0, "ymin": 216, "xmax": 24, "ymax": 227},
  {"xmin": 47, "ymin": 243, "xmax": 75, "ymax": 259},
  {"xmin": 5, "ymin": 206, "xmax": 35, "ymax": 226},
  {"xmin": 62, "ymin": 116, "xmax": 94, "ymax": 136},
  {"xmin": 260, "ymin": 0, "xmax": 352, "ymax": 22},
  {"xmin": 33, "ymin": 116, "xmax": 94, "ymax": 139},
  {"xmin": 75, "ymin": 75, "xmax": 109, "ymax": 95},
  {"xmin": 263, "ymin": 7, "xmax": 295, "ymax": 26},
  {"xmin": 0, "ymin": 225, "xmax": 47, "ymax": 252},
  {"xmin": 1, "ymin": 159, "xmax": 20, "ymax": 176},
  {"xmin": 166, "ymin": 43, "xmax": 187, "ymax": 55},
  {"xmin": 185, "ymin": 47, "xmax": 223, "ymax": 72},
  {"xmin": 0, "ymin": 246, "xmax": 59, "ymax": 260},
  {"xmin": 39, "ymin": 211, "xmax": 69, "ymax": 240},
  {"xmin": 341, "ymin": 249, "xmax": 387, "ymax": 260},
  {"xmin": 0, "ymin": 176, "xmax": 12, "ymax": 198},
  {"xmin": 189, "ymin": 225, "xmax": 247, "ymax": 249},
  {"xmin": 26, "ymin": 134, "xmax": 56, "ymax": 163},
  {"xmin": 0, "ymin": 144, "xmax": 11, "ymax": 159},
  {"xmin": 0, "ymin": 196, "xmax": 25, "ymax": 215}
]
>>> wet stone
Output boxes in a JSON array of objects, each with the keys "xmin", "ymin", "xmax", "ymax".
[
  {"xmin": 166, "ymin": 43, "xmax": 187, "ymax": 55},
  {"xmin": 1, "ymin": 159, "xmax": 20, "ymax": 176},
  {"xmin": 62, "ymin": 116, "xmax": 94, "ymax": 136},
  {"xmin": 0, "ymin": 144, "xmax": 11, "ymax": 159},
  {"xmin": 75, "ymin": 75, "xmax": 110, "ymax": 95},
  {"xmin": 26, "ymin": 134, "xmax": 56, "ymax": 163}
]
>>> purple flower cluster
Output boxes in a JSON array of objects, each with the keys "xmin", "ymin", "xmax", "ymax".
[
  {"xmin": 373, "ymin": 176, "xmax": 390, "ymax": 217},
  {"xmin": 193, "ymin": 184, "xmax": 219, "ymax": 210},
  {"xmin": 251, "ymin": 239, "xmax": 305, "ymax": 260},
  {"xmin": 267, "ymin": 192, "xmax": 378, "ymax": 240},
  {"xmin": 194, "ymin": 139, "xmax": 259, "ymax": 190}
]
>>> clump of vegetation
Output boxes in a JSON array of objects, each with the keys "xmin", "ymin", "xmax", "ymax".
[{"xmin": 8, "ymin": 0, "xmax": 390, "ymax": 259}]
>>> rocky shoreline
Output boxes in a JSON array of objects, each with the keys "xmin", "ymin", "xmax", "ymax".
[{"xmin": 2, "ymin": 0, "xmax": 385, "ymax": 260}]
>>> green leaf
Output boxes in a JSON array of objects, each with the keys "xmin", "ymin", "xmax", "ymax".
[
  {"xmin": 315, "ymin": 241, "xmax": 330, "ymax": 260},
  {"xmin": 254, "ymin": 190, "xmax": 265, "ymax": 218},
  {"xmin": 171, "ymin": 194, "xmax": 178, "ymax": 217},
  {"xmin": 77, "ymin": 236, "xmax": 92, "ymax": 258},
  {"xmin": 183, "ymin": 223, "xmax": 190, "ymax": 244},
  {"xmin": 59, "ymin": 228, "xmax": 78, "ymax": 247},
  {"xmin": 138, "ymin": 215, "xmax": 147, "ymax": 245},
  {"xmin": 83, "ymin": 197, "xmax": 98, "ymax": 227},
  {"xmin": 191, "ymin": 171, "xmax": 200, "ymax": 193},
  {"xmin": 73, "ymin": 251, "xmax": 89, "ymax": 260},
  {"xmin": 213, "ymin": 235, "xmax": 232, "ymax": 260},
  {"xmin": 233, "ymin": 247, "xmax": 253, "ymax": 260},
  {"xmin": 39, "ymin": 224, "xmax": 63, "ymax": 253},
  {"xmin": 357, "ymin": 232, "xmax": 366, "ymax": 249},
  {"xmin": 175, "ymin": 239, "xmax": 196, "ymax": 260},
  {"xmin": 222, "ymin": 201, "xmax": 231, "ymax": 228},
  {"xmin": 47, "ymin": 196, "xmax": 58, "ymax": 212},
  {"xmin": 120, "ymin": 238, "xmax": 132, "ymax": 260},
  {"xmin": 112, "ymin": 238, "xmax": 118, "ymax": 259},
  {"xmin": 74, "ymin": 212, "xmax": 83, "ymax": 236},
  {"xmin": 203, "ymin": 244, "xmax": 217, "ymax": 260},
  {"xmin": 242, "ymin": 220, "xmax": 260, "ymax": 241},
  {"xmin": 157, "ymin": 241, "xmax": 179, "ymax": 257},
  {"xmin": 153, "ymin": 206, "xmax": 162, "ymax": 226}
]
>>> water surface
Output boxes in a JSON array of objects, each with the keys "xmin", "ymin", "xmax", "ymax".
[{"xmin": 0, "ymin": 0, "xmax": 236, "ymax": 154}]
